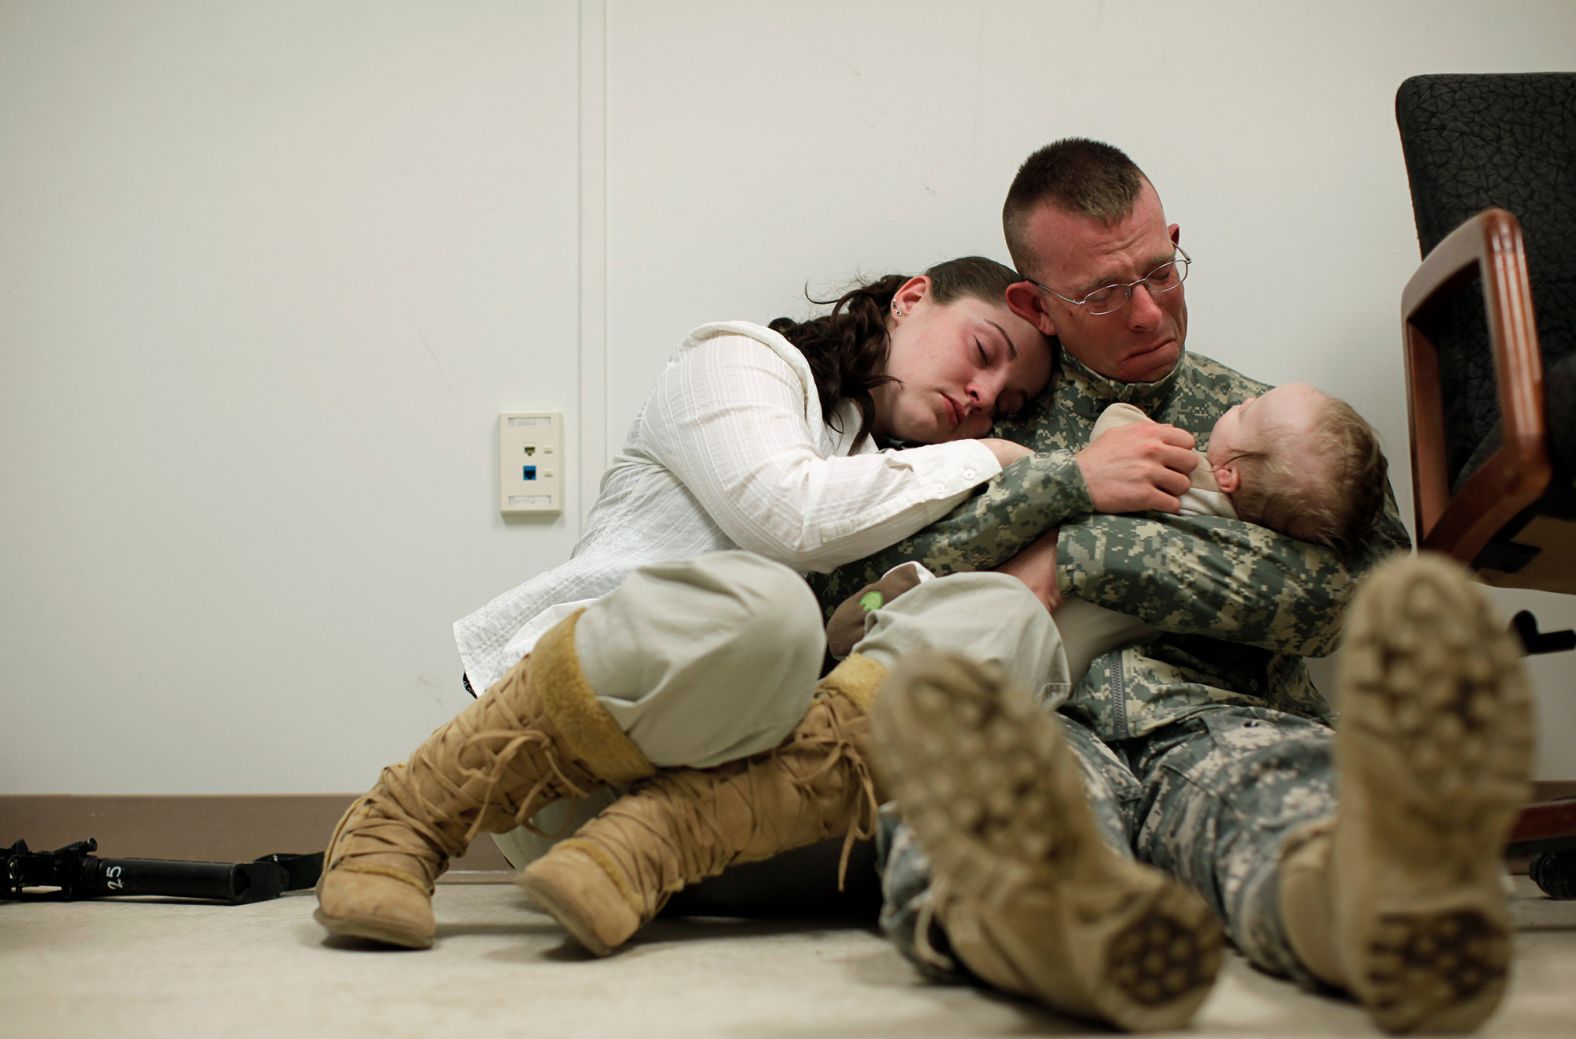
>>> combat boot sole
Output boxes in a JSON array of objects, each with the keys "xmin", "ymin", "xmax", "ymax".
[
  {"xmin": 873, "ymin": 652, "xmax": 1223, "ymax": 1033},
  {"xmin": 1333, "ymin": 554, "xmax": 1534, "ymax": 1034}
]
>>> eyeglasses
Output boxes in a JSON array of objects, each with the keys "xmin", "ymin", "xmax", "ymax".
[{"xmin": 1027, "ymin": 246, "xmax": 1191, "ymax": 317}]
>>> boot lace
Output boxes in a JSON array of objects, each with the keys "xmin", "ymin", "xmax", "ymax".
[
  {"xmin": 330, "ymin": 683, "xmax": 598, "ymax": 881},
  {"xmin": 568, "ymin": 692, "xmax": 880, "ymax": 916}
]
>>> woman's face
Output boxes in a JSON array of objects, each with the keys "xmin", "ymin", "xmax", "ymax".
[{"xmin": 873, "ymin": 277, "xmax": 1053, "ymax": 443}]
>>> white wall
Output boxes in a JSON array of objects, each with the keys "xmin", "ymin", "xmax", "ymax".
[{"xmin": 3, "ymin": 0, "xmax": 1573, "ymax": 794}]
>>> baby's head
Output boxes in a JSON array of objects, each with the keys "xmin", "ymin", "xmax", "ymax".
[{"xmin": 1206, "ymin": 383, "xmax": 1388, "ymax": 553}]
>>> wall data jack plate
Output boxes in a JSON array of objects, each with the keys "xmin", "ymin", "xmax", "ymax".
[{"xmin": 499, "ymin": 412, "xmax": 563, "ymax": 515}]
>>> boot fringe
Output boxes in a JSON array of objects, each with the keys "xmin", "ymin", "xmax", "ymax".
[
  {"xmin": 458, "ymin": 728, "xmax": 597, "ymax": 842},
  {"xmin": 777, "ymin": 692, "xmax": 879, "ymax": 889},
  {"xmin": 808, "ymin": 654, "xmax": 885, "ymax": 886},
  {"xmin": 337, "ymin": 862, "xmax": 434, "ymax": 895},
  {"xmin": 331, "ymin": 779, "xmax": 459, "ymax": 888},
  {"xmin": 519, "ymin": 653, "xmax": 887, "ymax": 955}
]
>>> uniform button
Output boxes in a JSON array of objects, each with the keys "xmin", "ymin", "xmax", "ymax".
[{"xmin": 963, "ymin": 467, "xmax": 977, "ymax": 479}]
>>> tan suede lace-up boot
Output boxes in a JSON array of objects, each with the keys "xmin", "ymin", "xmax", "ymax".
[
  {"xmin": 517, "ymin": 654, "xmax": 885, "ymax": 956},
  {"xmin": 873, "ymin": 651, "xmax": 1224, "ymax": 1033},
  {"xmin": 1278, "ymin": 553, "xmax": 1533, "ymax": 1034},
  {"xmin": 315, "ymin": 610, "xmax": 654, "ymax": 948}
]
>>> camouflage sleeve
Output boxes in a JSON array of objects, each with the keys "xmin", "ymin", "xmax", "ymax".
[
  {"xmin": 1056, "ymin": 494, "xmax": 1412, "ymax": 657},
  {"xmin": 806, "ymin": 449, "xmax": 1091, "ymax": 613}
]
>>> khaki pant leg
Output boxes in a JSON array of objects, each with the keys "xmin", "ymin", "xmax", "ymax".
[
  {"xmin": 572, "ymin": 549, "xmax": 827, "ymax": 769},
  {"xmin": 853, "ymin": 572, "xmax": 1071, "ymax": 707},
  {"xmin": 495, "ymin": 550, "xmax": 825, "ymax": 870}
]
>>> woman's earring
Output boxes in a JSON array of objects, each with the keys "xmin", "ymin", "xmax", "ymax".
[{"xmin": 892, "ymin": 305, "xmax": 904, "ymax": 318}]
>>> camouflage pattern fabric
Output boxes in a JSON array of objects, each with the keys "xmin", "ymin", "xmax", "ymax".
[
  {"xmin": 809, "ymin": 346, "xmax": 1413, "ymax": 738},
  {"xmin": 878, "ymin": 706, "xmax": 1332, "ymax": 985},
  {"xmin": 875, "ymin": 804, "xmax": 958, "ymax": 981},
  {"xmin": 841, "ymin": 344, "xmax": 1411, "ymax": 987}
]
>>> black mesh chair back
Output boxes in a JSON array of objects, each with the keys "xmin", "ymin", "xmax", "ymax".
[{"xmin": 1396, "ymin": 72, "xmax": 1576, "ymax": 590}]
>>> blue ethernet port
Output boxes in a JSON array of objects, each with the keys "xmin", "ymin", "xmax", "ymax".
[{"xmin": 522, "ymin": 465, "xmax": 538, "ymax": 481}]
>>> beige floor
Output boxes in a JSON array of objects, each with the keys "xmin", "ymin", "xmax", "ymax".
[{"xmin": 3, "ymin": 878, "xmax": 1573, "ymax": 1038}]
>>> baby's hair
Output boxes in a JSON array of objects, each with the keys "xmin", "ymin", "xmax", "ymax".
[{"xmin": 1229, "ymin": 395, "xmax": 1388, "ymax": 555}]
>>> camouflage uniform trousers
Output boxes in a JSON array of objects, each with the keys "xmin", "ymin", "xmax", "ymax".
[{"xmin": 878, "ymin": 702, "xmax": 1334, "ymax": 988}]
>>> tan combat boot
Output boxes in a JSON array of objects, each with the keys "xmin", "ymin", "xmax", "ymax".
[
  {"xmin": 315, "ymin": 610, "xmax": 654, "ymax": 948},
  {"xmin": 873, "ymin": 651, "xmax": 1224, "ymax": 1033},
  {"xmin": 1279, "ymin": 553, "xmax": 1533, "ymax": 1034},
  {"xmin": 517, "ymin": 654, "xmax": 886, "ymax": 956}
]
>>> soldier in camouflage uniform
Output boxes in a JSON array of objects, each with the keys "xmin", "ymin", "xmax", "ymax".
[{"xmin": 817, "ymin": 139, "xmax": 1533, "ymax": 1033}]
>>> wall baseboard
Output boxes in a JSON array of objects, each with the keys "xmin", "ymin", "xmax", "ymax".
[
  {"xmin": 7, "ymin": 785, "xmax": 1575, "ymax": 891},
  {"xmin": 1, "ymin": 794, "xmax": 511, "ymax": 882}
]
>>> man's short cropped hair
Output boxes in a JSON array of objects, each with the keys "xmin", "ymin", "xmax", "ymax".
[{"xmin": 1003, "ymin": 138, "xmax": 1149, "ymax": 274}]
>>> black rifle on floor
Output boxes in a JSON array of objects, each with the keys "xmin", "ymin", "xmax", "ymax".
[{"xmin": 3, "ymin": 838, "xmax": 322, "ymax": 904}]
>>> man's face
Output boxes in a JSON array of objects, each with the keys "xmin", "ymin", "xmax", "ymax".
[{"xmin": 1008, "ymin": 180, "xmax": 1187, "ymax": 384}]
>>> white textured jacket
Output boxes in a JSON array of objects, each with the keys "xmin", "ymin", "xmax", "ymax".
[{"xmin": 453, "ymin": 321, "xmax": 1002, "ymax": 695}]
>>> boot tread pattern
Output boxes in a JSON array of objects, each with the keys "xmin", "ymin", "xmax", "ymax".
[
  {"xmin": 1336, "ymin": 556, "xmax": 1533, "ymax": 1034},
  {"xmin": 874, "ymin": 653, "xmax": 1225, "ymax": 1032},
  {"xmin": 1106, "ymin": 901, "xmax": 1224, "ymax": 1009},
  {"xmin": 1342, "ymin": 559, "xmax": 1533, "ymax": 825},
  {"xmin": 1362, "ymin": 909, "xmax": 1509, "ymax": 1021},
  {"xmin": 874, "ymin": 656, "xmax": 1079, "ymax": 897}
]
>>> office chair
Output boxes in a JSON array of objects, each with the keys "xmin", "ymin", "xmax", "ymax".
[{"xmin": 1396, "ymin": 72, "xmax": 1576, "ymax": 898}]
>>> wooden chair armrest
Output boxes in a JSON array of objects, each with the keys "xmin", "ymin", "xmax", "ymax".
[{"xmin": 1401, "ymin": 208, "xmax": 1550, "ymax": 561}]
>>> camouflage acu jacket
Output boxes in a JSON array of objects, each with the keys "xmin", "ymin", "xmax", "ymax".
[{"xmin": 809, "ymin": 347, "xmax": 1413, "ymax": 740}]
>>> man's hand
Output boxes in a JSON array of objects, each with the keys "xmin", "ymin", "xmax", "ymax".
[
  {"xmin": 1076, "ymin": 421, "xmax": 1198, "ymax": 513},
  {"xmin": 997, "ymin": 528, "xmax": 1061, "ymax": 612}
]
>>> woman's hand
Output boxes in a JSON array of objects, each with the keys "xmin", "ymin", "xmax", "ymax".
[
  {"xmin": 996, "ymin": 527, "xmax": 1061, "ymax": 612},
  {"xmin": 979, "ymin": 437, "xmax": 1034, "ymax": 469}
]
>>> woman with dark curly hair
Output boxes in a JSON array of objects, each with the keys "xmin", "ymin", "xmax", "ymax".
[{"xmin": 316, "ymin": 255, "xmax": 1055, "ymax": 949}]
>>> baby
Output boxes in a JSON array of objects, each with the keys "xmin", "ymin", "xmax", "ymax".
[
  {"xmin": 829, "ymin": 382, "xmax": 1390, "ymax": 686},
  {"xmin": 1100, "ymin": 381, "xmax": 1389, "ymax": 555}
]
